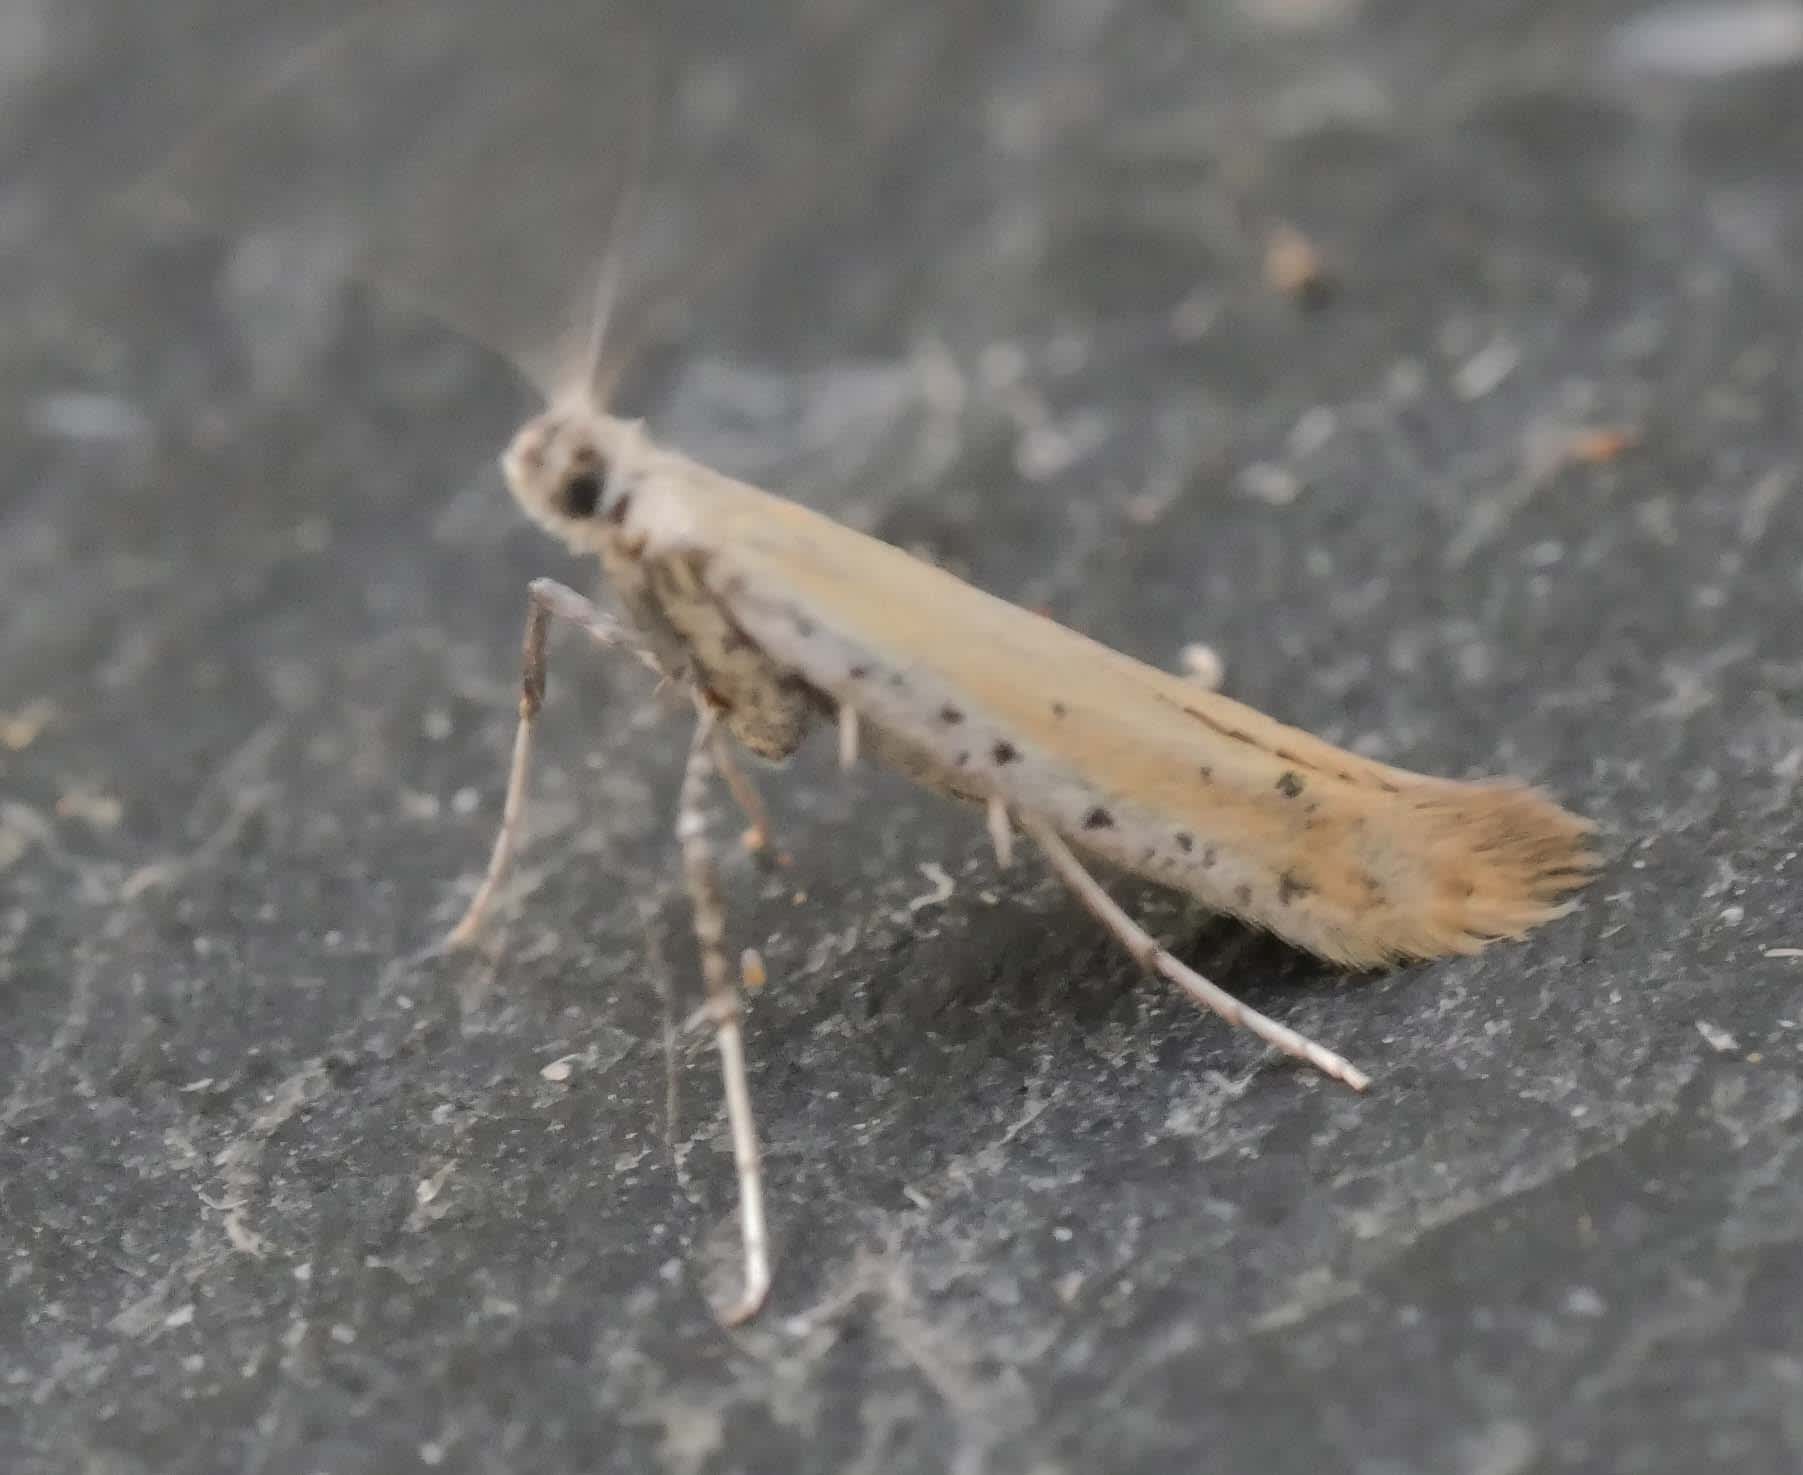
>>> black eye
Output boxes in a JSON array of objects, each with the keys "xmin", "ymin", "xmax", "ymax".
[{"xmin": 560, "ymin": 470, "xmax": 602, "ymax": 519}]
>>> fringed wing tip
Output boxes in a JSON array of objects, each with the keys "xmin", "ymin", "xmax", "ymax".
[{"xmin": 1293, "ymin": 780, "xmax": 1600, "ymax": 970}]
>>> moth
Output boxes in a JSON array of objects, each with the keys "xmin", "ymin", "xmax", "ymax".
[
  {"xmin": 149, "ymin": 1, "xmax": 1597, "ymax": 1324},
  {"xmin": 434, "ymin": 390, "xmax": 1596, "ymax": 1318}
]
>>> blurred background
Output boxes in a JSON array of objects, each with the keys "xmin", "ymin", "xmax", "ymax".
[{"xmin": 4, "ymin": 3, "xmax": 1802, "ymax": 1472}]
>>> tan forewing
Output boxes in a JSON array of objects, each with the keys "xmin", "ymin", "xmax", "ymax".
[{"xmin": 675, "ymin": 465, "xmax": 1596, "ymax": 966}]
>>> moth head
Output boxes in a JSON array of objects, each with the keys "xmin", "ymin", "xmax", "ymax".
[{"xmin": 500, "ymin": 401, "xmax": 641, "ymax": 551}]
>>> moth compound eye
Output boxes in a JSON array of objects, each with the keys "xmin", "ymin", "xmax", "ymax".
[{"xmin": 559, "ymin": 467, "xmax": 604, "ymax": 519}]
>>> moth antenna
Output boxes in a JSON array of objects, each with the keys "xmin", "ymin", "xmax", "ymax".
[
  {"xmin": 127, "ymin": 0, "xmax": 410, "ymax": 224},
  {"xmin": 594, "ymin": 10, "xmax": 949, "ymax": 390},
  {"xmin": 580, "ymin": 8, "xmax": 657, "ymax": 410}
]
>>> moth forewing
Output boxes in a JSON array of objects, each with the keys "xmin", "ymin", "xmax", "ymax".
[{"xmin": 647, "ymin": 443, "xmax": 1598, "ymax": 967}]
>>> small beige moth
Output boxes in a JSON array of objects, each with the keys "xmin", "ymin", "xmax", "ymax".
[
  {"xmin": 444, "ymin": 393, "xmax": 1598, "ymax": 1322},
  {"xmin": 146, "ymin": 0, "xmax": 1597, "ymax": 1325}
]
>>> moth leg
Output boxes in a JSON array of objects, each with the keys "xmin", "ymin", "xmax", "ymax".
[
  {"xmin": 838, "ymin": 702, "xmax": 860, "ymax": 771},
  {"xmin": 1021, "ymin": 817, "xmax": 1371, "ymax": 1093},
  {"xmin": 708, "ymin": 726, "xmax": 776, "ymax": 855},
  {"xmin": 986, "ymin": 794, "xmax": 1014, "ymax": 869},
  {"xmin": 444, "ymin": 578, "xmax": 659, "ymax": 949},
  {"xmin": 677, "ymin": 709, "xmax": 772, "ymax": 1325}
]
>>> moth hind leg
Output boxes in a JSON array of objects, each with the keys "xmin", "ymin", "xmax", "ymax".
[{"xmin": 1021, "ymin": 816, "xmax": 1371, "ymax": 1092}]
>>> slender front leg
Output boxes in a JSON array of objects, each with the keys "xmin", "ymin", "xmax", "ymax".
[
  {"xmin": 1021, "ymin": 816, "xmax": 1371, "ymax": 1093},
  {"xmin": 676, "ymin": 711, "xmax": 772, "ymax": 1324},
  {"xmin": 445, "ymin": 578, "xmax": 657, "ymax": 949}
]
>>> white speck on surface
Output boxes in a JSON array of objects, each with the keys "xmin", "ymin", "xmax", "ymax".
[
  {"xmin": 54, "ymin": 788, "xmax": 123, "ymax": 829},
  {"xmin": 977, "ymin": 342, "xmax": 1028, "ymax": 391},
  {"xmin": 1720, "ymin": 904, "xmax": 1745, "ymax": 925},
  {"xmin": 29, "ymin": 391, "xmax": 151, "ymax": 444},
  {"xmin": 1288, "ymin": 406, "xmax": 1337, "ymax": 458},
  {"xmin": 1608, "ymin": 2, "xmax": 1803, "ymax": 77},
  {"xmin": 1016, "ymin": 411, "xmax": 1107, "ymax": 480},
  {"xmin": 1696, "ymin": 1020, "xmax": 1740, "ymax": 1053},
  {"xmin": 904, "ymin": 862, "xmax": 956, "ymax": 916},
  {"xmin": 1239, "ymin": 462, "xmax": 1302, "ymax": 505},
  {"xmin": 163, "ymin": 1304, "xmax": 195, "ymax": 1330},
  {"xmin": 1764, "ymin": 947, "xmax": 1803, "ymax": 959},
  {"xmin": 1169, "ymin": 287, "xmax": 1220, "ymax": 341},
  {"xmin": 416, "ymin": 1164, "xmax": 454, "ymax": 1204},
  {"xmin": 1386, "ymin": 358, "xmax": 1426, "ymax": 400},
  {"xmin": 1742, "ymin": 467, "xmax": 1795, "ymax": 543},
  {"xmin": 398, "ymin": 790, "xmax": 442, "ymax": 822},
  {"xmin": 451, "ymin": 787, "xmax": 480, "ymax": 816},
  {"xmin": 1454, "ymin": 338, "xmax": 1520, "ymax": 399}
]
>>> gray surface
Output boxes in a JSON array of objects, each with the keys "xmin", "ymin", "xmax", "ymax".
[{"xmin": 5, "ymin": 1, "xmax": 1803, "ymax": 1472}]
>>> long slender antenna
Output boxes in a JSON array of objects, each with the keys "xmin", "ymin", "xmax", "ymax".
[{"xmin": 581, "ymin": 9, "xmax": 657, "ymax": 410}]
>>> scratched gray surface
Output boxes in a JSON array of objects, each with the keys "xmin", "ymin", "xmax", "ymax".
[{"xmin": 5, "ymin": 1, "xmax": 1803, "ymax": 1472}]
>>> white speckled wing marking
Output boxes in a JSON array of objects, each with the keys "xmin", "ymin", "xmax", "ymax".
[{"xmin": 666, "ymin": 462, "xmax": 1595, "ymax": 969}]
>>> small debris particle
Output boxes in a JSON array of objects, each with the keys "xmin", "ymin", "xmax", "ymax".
[
  {"xmin": 163, "ymin": 1304, "xmax": 196, "ymax": 1330},
  {"xmin": 739, "ymin": 947, "xmax": 768, "ymax": 991},
  {"xmin": 1276, "ymin": 771, "xmax": 1306, "ymax": 798},
  {"xmin": 0, "ymin": 699, "xmax": 55, "ymax": 751},
  {"xmin": 1083, "ymin": 807, "xmax": 1115, "ymax": 830},
  {"xmin": 1263, "ymin": 223, "xmax": 1335, "ymax": 307},
  {"xmin": 1566, "ymin": 426, "xmax": 1641, "ymax": 464},
  {"xmin": 540, "ymin": 1055, "xmax": 580, "ymax": 1083},
  {"xmin": 1764, "ymin": 947, "xmax": 1803, "ymax": 959}
]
